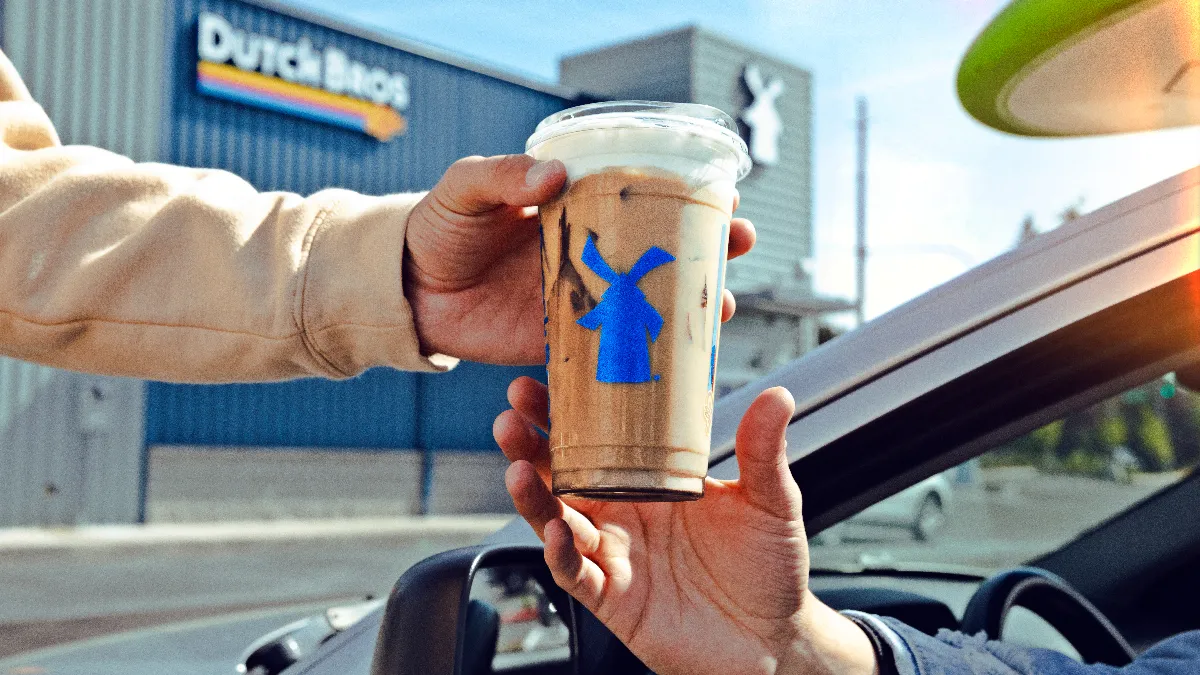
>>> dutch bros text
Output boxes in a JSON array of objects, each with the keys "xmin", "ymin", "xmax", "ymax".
[{"xmin": 196, "ymin": 12, "xmax": 409, "ymax": 140}]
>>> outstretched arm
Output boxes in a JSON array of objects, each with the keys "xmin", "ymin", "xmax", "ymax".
[
  {"xmin": 0, "ymin": 46, "xmax": 754, "ymax": 382},
  {"xmin": 0, "ymin": 49, "xmax": 574, "ymax": 381},
  {"xmin": 0, "ymin": 49, "xmax": 437, "ymax": 381}
]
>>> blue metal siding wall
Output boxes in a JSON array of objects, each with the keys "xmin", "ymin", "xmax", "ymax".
[
  {"xmin": 417, "ymin": 363, "xmax": 545, "ymax": 450},
  {"xmin": 147, "ymin": 0, "xmax": 565, "ymax": 450},
  {"xmin": 164, "ymin": 0, "xmax": 568, "ymax": 195},
  {"xmin": 146, "ymin": 370, "xmax": 419, "ymax": 448}
]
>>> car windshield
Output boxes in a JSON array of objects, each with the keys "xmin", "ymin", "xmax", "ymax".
[{"xmin": 810, "ymin": 373, "xmax": 1200, "ymax": 572}]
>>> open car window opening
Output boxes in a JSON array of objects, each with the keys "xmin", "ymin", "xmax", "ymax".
[
  {"xmin": 806, "ymin": 269, "xmax": 1200, "ymax": 574},
  {"xmin": 810, "ymin": 371, "xmax": 1200, "ymax": 572}
]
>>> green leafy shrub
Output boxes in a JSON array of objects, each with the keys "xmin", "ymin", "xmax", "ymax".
[
  {"xmin": 1098, "ymin": 411, "xmax": 1127, "ymax": 447},
  {"xmin": 1136, "ymin": 408, "xmax": 1175, "ymax": 470}
]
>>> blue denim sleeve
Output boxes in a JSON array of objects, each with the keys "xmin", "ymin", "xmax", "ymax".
[{"xmin": 848, "ymin": 612, "xmax": 1200, "ymax": 674}]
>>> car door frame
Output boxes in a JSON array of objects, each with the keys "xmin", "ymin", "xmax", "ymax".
[{"xmin": 761, "ymin": 247, "xmax": 1200, "ymax": 535}]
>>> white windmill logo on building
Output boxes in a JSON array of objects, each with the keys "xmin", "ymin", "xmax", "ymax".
[{"xmin": 740, "ymin": 64, "xmax": 785, "ymax": 167}]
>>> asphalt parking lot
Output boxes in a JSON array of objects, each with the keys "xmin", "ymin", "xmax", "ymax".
[
  {"xmin": 811, "ymin": 469, "xmax": 1179, "ymax": 570},
  {"xmin": 0, "ymin": 518, "xmax": 504, "ymax": 659},
  {"xmin": 0, "ymin": 468, "xmax": 1181, "ymax": 662}
]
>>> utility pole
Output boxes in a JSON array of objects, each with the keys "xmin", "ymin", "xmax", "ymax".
[{"xmin": 855, "ymin": 97, "xmax": 868, "ymax": 326}]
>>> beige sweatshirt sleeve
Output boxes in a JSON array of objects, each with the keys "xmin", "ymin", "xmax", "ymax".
[{"xmin": 0, "ymin": 50, "xmax": 456, "ymax": 383}]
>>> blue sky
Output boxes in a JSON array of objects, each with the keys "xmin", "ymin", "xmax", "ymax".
[{"xmin": 288, "ymin": 0, "xmax": 1200, "ymax": 322}]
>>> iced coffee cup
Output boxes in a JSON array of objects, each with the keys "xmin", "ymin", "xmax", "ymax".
[{"xmin": 526, "ymin": 101, "xmax": 751, "ymax": 501}]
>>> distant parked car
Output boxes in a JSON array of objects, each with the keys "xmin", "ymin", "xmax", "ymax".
[
  {"xmin": 856, "ymin": 472, "xmax": 953, "ymax": 540},
  {"xmin": 817, "ymin": 473, "xmax": 954, "ymax": 544}
]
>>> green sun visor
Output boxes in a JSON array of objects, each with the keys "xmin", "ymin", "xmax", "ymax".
[{"xmin": 957, "ymin": 0, "xmax": 1199, "ymax": 137}]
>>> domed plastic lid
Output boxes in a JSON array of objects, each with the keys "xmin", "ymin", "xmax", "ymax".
[{"xmin": 526, "ymin": 100, "xmax": 752, "ymax": 180}]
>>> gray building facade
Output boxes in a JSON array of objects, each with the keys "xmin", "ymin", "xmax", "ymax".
[{"xmin": 562, "ymin": 27, "xmax": 851, "ymax": 390}]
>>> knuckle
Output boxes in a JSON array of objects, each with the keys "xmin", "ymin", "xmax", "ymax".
[
  {"xmin": 445, "ymin": 155, "xmax": 486, "ymax": 181},
  {"xmin": 495, "ymin": 153, "xmax": 532, "ymax": 177},
  {"xmin": 454, "ymin": 154, "xmax": 487, "ymax": 168}
]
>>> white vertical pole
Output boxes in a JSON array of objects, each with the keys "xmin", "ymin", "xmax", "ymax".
[{"xmin": 855, "ymin": 97, "xmax": 869, "ymax": 326}]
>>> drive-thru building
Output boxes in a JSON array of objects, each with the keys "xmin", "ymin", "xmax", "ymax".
[{"xmin": 0, "ymin": 0, "xmax": 850, "ymax": 525}]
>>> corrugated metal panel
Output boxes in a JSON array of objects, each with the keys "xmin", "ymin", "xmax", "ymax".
[
  {"xmin": 692, "ymin": 30, "xmax": 814, "ymax": 290},
  {"xmin": 3, "ymin": 0, "xmax": 168, "ymax": 161},
  {"xmin": 146, "ymin": 365, "xmax": 547, "ymax": 450},
  {"xmin": 146, "ymin": 369, "xmax": 420, "ymax": 448},
  {"xmin": 144, "ymin": 0, "xmax": 568, "ymax": 451},
  {"xmin": 559, "ymin": 28, "xmax": 693, "ymax": 102},
  {"xmin": 0, "ymin": 360, "xmax": 144, "ymax": 527},
  {"xmin": 418, "ymin": 363, "xmax": 546, "ymax": 450},
  {"xmin": 77, "ymin": 375, "xmax": 147, "ymax": 523},
  {"xmin": 0, "ymin": 1, "xmax": 159, "ymax": 525},
  {"xmin": 0, "ymin": 359, "xmax": 58, "ymax": 526},
  {"xmin": 166, "ymin": 0, "xmax": 569, "ymax": 195}
]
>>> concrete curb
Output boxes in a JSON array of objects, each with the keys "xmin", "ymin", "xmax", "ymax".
[{"xmin": 0, "ymin": 515, "xmax": 512, "ymax": 551}]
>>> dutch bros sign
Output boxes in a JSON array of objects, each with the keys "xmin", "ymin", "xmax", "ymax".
[{"xmin": 196, "ymin": 12, "xmax": 410, "ymax": 141}]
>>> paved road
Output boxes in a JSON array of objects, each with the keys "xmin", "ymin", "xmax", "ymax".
[
  {"xmin": 0, "ymin": 525, "xmax": 495, "ymax": 659},
  {"xmin": 0, "ymin": 602, "xmax": 338, "ymax": 675},
  {"xmin": 0, "ymin": 469, "xmax": 1181, "ymax": 663},
  {"xmin": 810, "ymin": 470, "xmax": 1177, "ymax": 570}
]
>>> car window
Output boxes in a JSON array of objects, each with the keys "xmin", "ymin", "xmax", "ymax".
[{"xmin": 810, "ymin": 373, "xmax": 1200, "ymax": 571}]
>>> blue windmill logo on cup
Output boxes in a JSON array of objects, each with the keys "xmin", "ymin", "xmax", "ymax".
[{"xmin": 576, "ymin": 235, "xmax": 676, "ymax": 384}]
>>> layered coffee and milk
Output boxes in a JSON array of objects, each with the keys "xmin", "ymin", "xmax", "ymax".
[{"xmin": 526, "ymin": 103, "xmax": 750, "ymax": 501}]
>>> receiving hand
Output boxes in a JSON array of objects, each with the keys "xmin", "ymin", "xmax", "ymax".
[
  {"xmin": 403, "ymin": 154, "xmax": 755, "ymax": 365},
  {"xmin": 493, "ymin": 379, "xmax": 879, "ymax": 675}
]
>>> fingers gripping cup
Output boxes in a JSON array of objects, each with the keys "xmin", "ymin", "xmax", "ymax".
[{"xmin": 527, "ymin": 101, "xmax": 751, "ymax": 501}]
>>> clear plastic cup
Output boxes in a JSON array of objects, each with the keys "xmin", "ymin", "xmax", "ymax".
[{"xmin": 527, "ymin": 101, "xmax": 751, "ymax": 501}]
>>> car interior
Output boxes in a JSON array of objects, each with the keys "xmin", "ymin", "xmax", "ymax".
[
  {"xmin": 407, "ymin": 267, "xmax": 1200, "ymax": 675},
  {"xmin": 798, "ymin": 269, "xmax": 1200, "ymax": 662}
]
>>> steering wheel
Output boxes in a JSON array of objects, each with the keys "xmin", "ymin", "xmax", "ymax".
[{"xmin": 960, "ymin": 567, "xmax": 1135, "ymax": 667}]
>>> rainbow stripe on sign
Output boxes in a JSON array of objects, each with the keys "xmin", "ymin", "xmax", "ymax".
[{"xmin": 196, "ymin": 61, "xmax": 406, "ymax": 141}]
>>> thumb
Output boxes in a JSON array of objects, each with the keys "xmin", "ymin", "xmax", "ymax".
[
  {"xmin": 431, "ymin": 154, "xmax": 566, "ymax": 216},
  {"xmin": 734, "ymin": 386, "xmax": 800, "ymax": 509}
]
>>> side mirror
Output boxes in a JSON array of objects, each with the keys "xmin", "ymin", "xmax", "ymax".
[
  {"xmin": 238, "ymin": 599, "xmax": 382, "ymax": 674},
  {"xmin": 370, "ymin": 545, "xmax": 576, "ymax": 675}
]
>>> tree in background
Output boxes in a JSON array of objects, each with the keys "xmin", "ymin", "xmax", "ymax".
[
  {"xmin": 1058, "ymin": 199, "xmax": 1084, "ymax": 226},
  {"xmin": 984, "ymin": 374, "xmax": 1200, "ymax": 477},
  {"xmin": 1118, "ymin": 386, "xmax": 1176, "ymax": 471},
  {"xmin": 1162, "ymin": 379, "xmax": 1200, "ymax": 467},
  {"xmin": 967, "ymin": 207, "xmax": 1200, "ymax": 477},
  {"xmin": 1013, "ymin": 199, "xmax": 1082, "ymax": 248}
]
